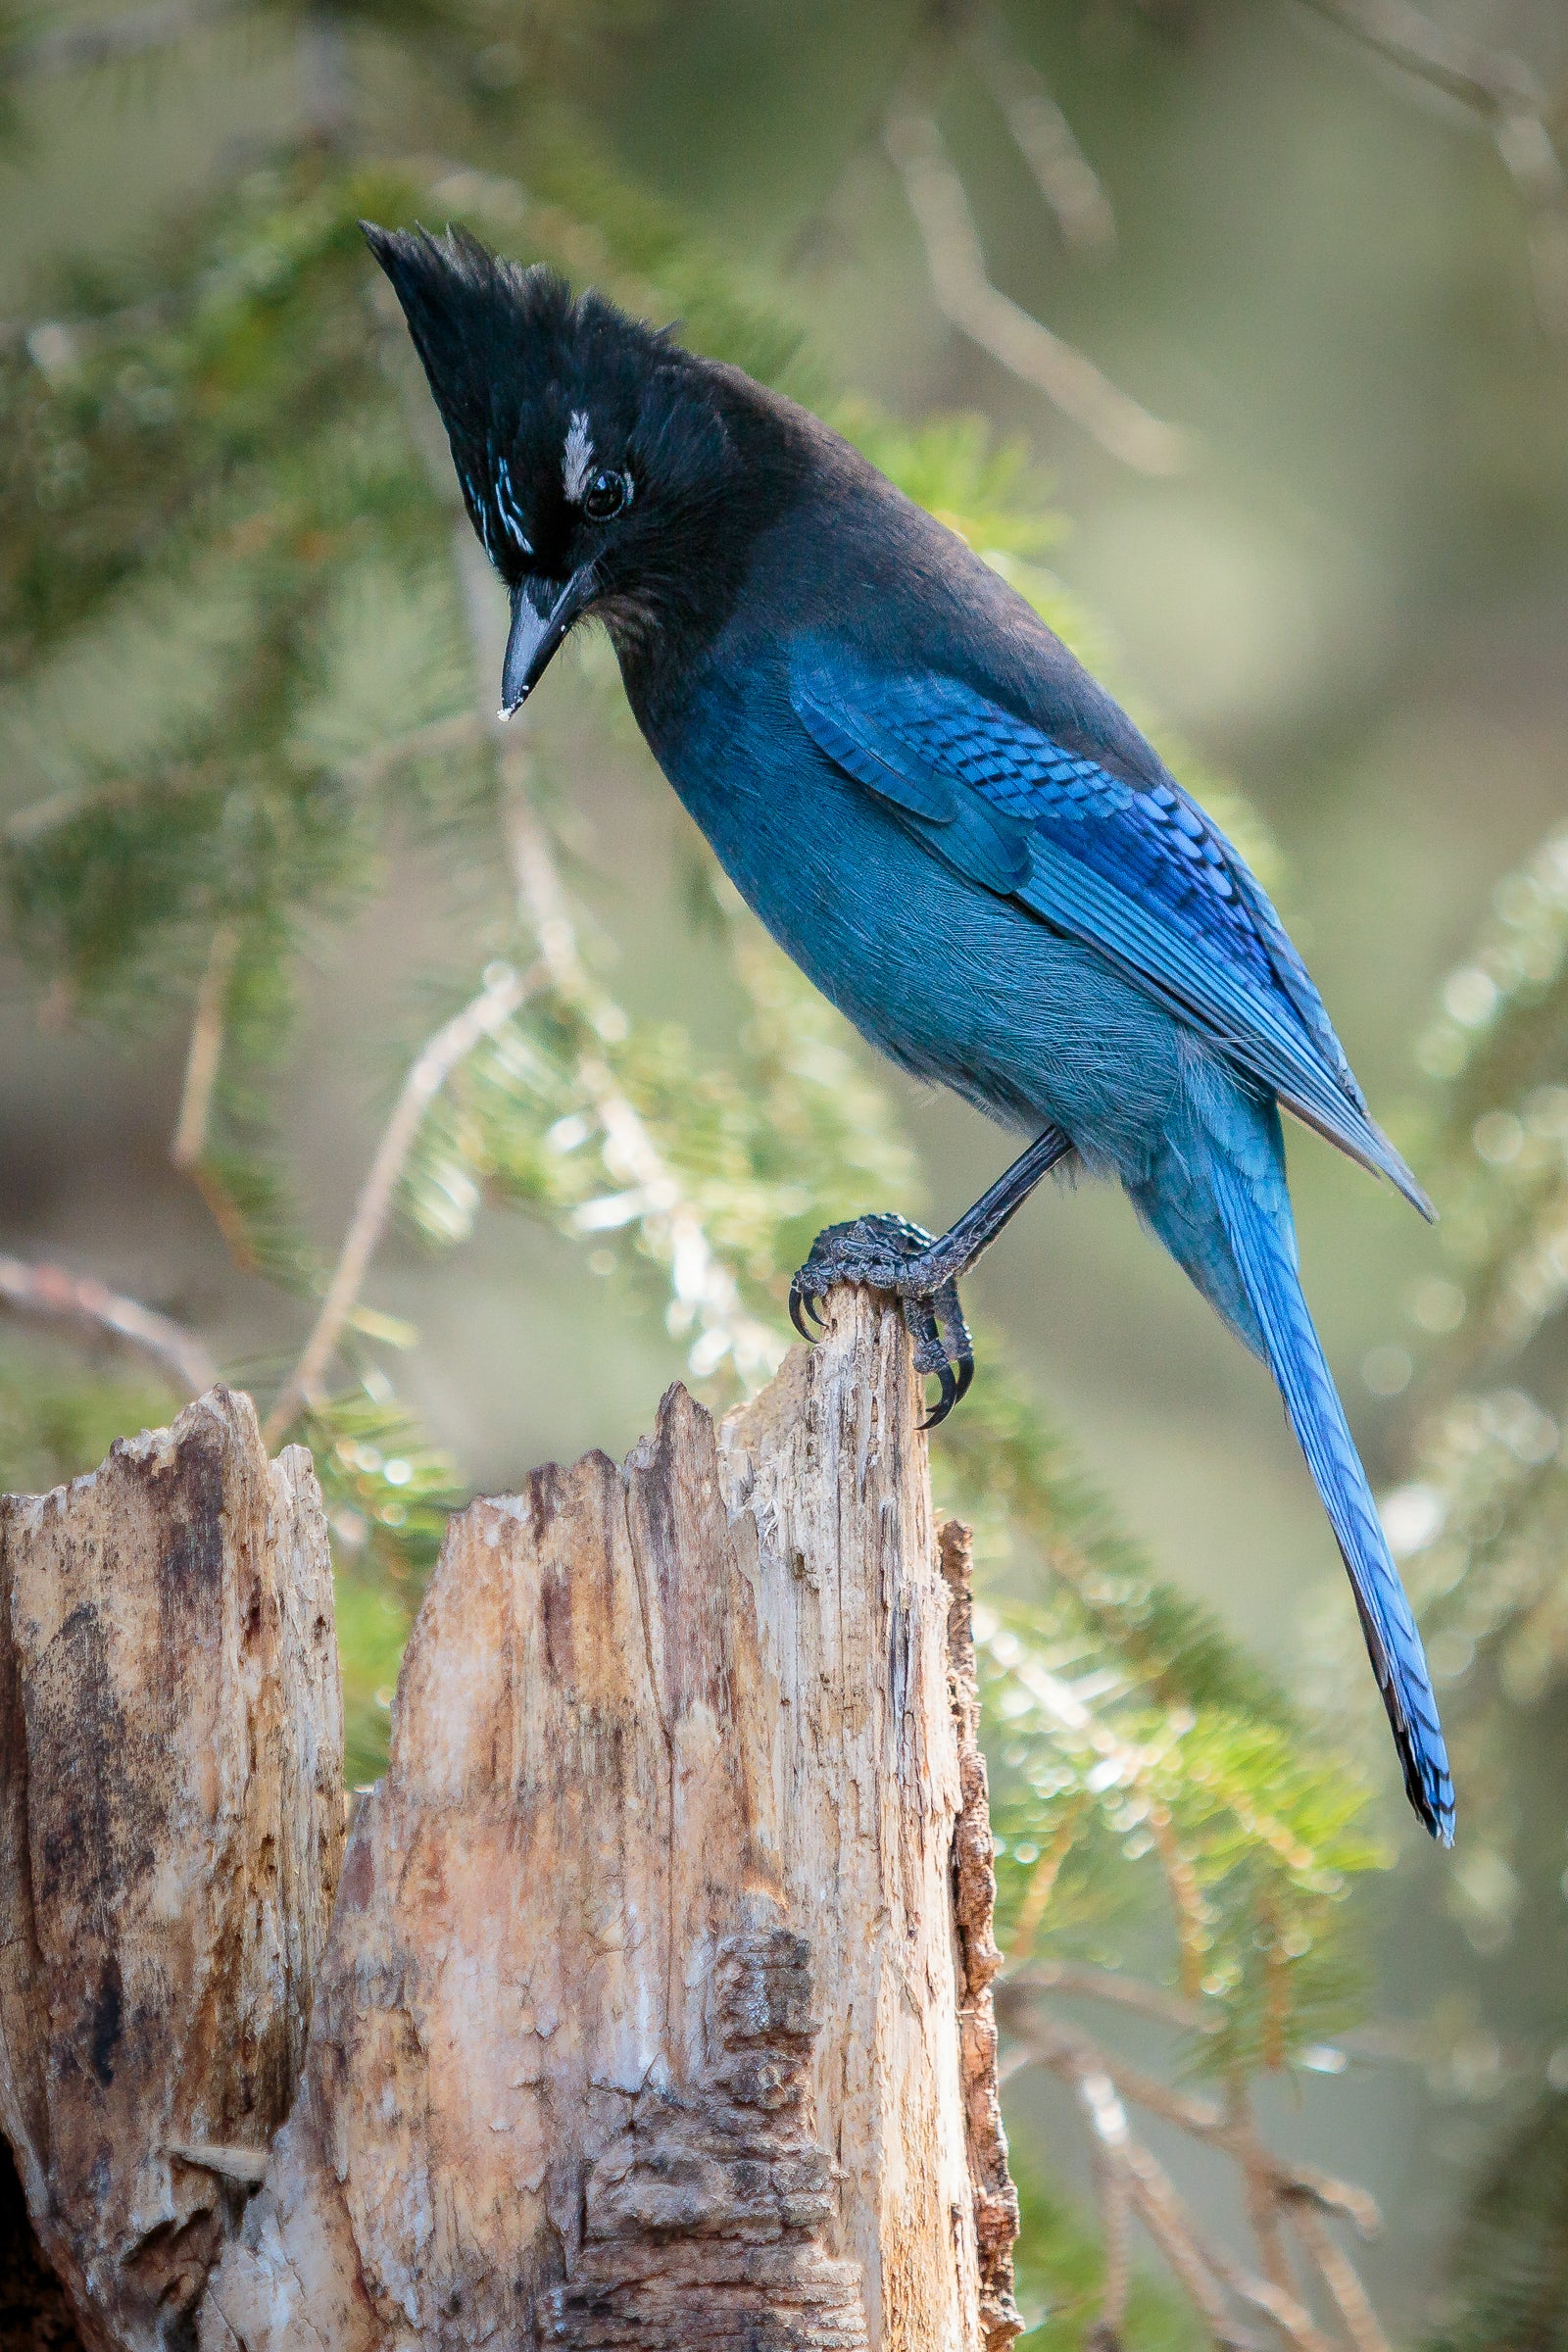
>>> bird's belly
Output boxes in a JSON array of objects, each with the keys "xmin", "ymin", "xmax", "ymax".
[{"xmin": 659, "ymin": 712, "xmax": 1186, "ymax": 1177}]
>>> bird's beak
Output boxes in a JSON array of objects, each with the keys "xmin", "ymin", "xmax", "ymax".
[{"xmin": 500, "ymin": 566, "xmax": 597, "ymax": 717}]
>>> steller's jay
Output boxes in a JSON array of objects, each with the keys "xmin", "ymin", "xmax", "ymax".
[{"xmin": 366, "ymin": 221, "xmax": 1452, "ymax": 1842}]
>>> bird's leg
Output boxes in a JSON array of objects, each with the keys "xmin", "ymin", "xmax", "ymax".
[{"xmin": 789, "ymin": 1125, "xmax": 1074, "ymax": 1425}]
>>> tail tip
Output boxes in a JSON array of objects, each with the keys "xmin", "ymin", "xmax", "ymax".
[{"xmin": 1407, "ymin": 1750, "xmax": 1455, "ymax": 1846}]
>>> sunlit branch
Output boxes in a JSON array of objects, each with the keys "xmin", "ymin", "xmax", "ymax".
[
  {"xmin": 263, "ymin": 958, "xmax": 540, "ymax": 1445},
  {"xmin": 1003, "ymin": 1999, "xmax": 1382, "ymax": 2235},
  {"xmin": 1149, "ymin": 1794, "xmax": 1209, "ymax": 1995},
  {"xmin": 1005, "ymin": 1799, "xmax": 1087, "ymax": 1962},
  {"xmin": 170, "ymin": 920, "xmax": 267, "ymax": 1272},
  {"xmin": 1121, "ymin": 2144, "xmax": 1270, "ymax": 2351},
  {"xmin": 968, "ymin": 9, "xmax": 1116, "ymax": 258},
  {"xmin": 172, "ymin": 922, "xmax": 238, "ymax": 1174},
  {"xmin": 1006, "ymin": 1955, "xmax": 1207, "ymax": 2032},
  {"xmin": 996, "ymin": 1640, "xmax": 1216, "ymax": 1984},
  {"xmin": 1296, "ymin": 0, "xmax": 1568, "ymax": 338},
  {"xmin": 1052, "ymin": 2047, "xmax": 1265, "ymax": 2349},
  {"xmin": 1004, "ymin": 1984, "xmax": 1387, "ymax": 2343},
  {"xmin": 1233, "ymin": 2073, "xmax": 1310, "ymax": 2331},
  {"xmin": 1288, "ymin": 2202, "xmax": 1391, "ymax": 2352},
  {"xmin": 883, "ymin": 106, "xmax": 1191, "ymax": 474},
  {"xmin": 501, "ymin": 779, "xmax": 783, "ymax": 1384},
  {"xmin": 2, "ymin": 0, "xmax": 245, "ymax": 79},
  {"xmin": 1199, "ymin": 2208, "xmax": 1334, "ymax": 2352},
  {"xmin": 0, "ymin": 1253, "xmax": 217, "ymax": 1396}
]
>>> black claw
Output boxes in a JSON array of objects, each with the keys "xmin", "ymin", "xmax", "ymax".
[
  {"xmin": 790, "ymin": 1273, "xmax": 827, "ymax": 1341},
  {"xmin": 920, "ymin": 1353, "xmax": 959, "ymax": 1430},
  {"xmin": 791, "ymin": 1210, "xmax": 985, "ymax": 1418}
]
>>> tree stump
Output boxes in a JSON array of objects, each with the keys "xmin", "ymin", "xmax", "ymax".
[
  {"xmin": 0, "ymin": 1293, "xmax": 1018, "ymax": 2350},
  {"xmin": 0, "ymin": 1389, "xmax": 344, "ymax": 2352}
]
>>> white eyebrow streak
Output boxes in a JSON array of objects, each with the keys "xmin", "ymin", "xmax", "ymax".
[{"xmin": 563, "ymin": 411, "xmax": 594, "ymax": 503}]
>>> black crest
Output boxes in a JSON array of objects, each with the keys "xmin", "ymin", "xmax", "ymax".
[
  {"xmin": 364, "ymin": 225, "xmax": 679, "ymax": 442},
  {"xmin": 363, "ymin": 223, "xmax": 724, "ymax": 580}
]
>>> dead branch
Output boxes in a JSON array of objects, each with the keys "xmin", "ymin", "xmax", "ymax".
[
  {"xmin": 0, "ymin": 1251, "xmax": 217, "ymax": 1395},
  {"xmin": 968, "ymin": 10, "xmax": 1117, "ymax": 257},
  {"xmin": 1004, "ymin": 1999, "xmax": 1382, "ymax": 2233},
  {"xmin": 1003, "ymin": 1993, "xmax": 1387, "ymax": 2349},
  {"xmin": 1006, "ymin": 1955, "xmax": 1207, "ymax": 2032},
  {"xmin": 172, "ymin": 923, "xmax": 239, "ymax": 1174},
  {"xmin": 1296, "ymin": 0, "xmax": 1568, "ymax": 337},
  {"xmin": 263, "ymin": 958, "xmax": 539, "ymax": 1444},
  {"xmin": 1288, "ymin": 2202, "xmax": 1392, "ymax": 2352},
  {"xmin": 884, "ymin": 106, "xmax": 1191, "ymax": 474}
]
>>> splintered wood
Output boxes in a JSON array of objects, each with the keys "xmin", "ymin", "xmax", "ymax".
[
  {"xmin": 0, "ymin": 1388, "xmax": 344, "ymax": 2352},
  {"xmin": 0, "ymin": 1294, "xmax": 1017, "ymax": 2350}
]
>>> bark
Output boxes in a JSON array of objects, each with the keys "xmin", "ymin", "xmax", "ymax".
[
  {"xmin": 0, "ymin": 1295, "xmax": 1018, "ymax": 2351},
  {"xmin": 0, "ymin": 1387, "xmax": 344, "ymax": 2352}
]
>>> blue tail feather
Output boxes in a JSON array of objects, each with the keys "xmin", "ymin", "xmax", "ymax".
[{"xmin": 1204, "ymin": 1151, "xmax": 1454, "ymax": 1843}]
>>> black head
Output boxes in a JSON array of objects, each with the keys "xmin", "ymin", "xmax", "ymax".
[{"xmin": 364, "ymin": 222, "xmax": 765, "ymax": 712}]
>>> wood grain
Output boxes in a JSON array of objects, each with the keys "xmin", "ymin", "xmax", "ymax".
[
  {"xmin": 207, "ymin": 1293, "xmax": 1018, "ymax": 2347},
  {"xmin": 0, "ymin": 1388, "xmax": 343, "ymax": 2352}
]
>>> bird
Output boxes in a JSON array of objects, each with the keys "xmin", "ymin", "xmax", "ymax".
[{"xmin": 364, "ymin": 220, "xmax": 1453, "ymax": 1844}]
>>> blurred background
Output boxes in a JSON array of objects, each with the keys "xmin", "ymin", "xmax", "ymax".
[{"xmin": 3, "ymin": 3, "xmax": 1568, "ymax": 2345}]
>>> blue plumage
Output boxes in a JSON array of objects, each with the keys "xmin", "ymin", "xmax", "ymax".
[{"xmin": 366, "ymin": 222, "xmax": 1454, "ymax": 1842}]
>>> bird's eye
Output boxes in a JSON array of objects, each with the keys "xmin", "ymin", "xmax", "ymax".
[{"xmin": 582, "ymin": 468, "xmax": 630, "ymax": 522}]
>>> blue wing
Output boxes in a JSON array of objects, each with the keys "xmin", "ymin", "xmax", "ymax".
[{"xmin": 789, "ymin": 640, "xmax": 1430, "ymax": 1214}]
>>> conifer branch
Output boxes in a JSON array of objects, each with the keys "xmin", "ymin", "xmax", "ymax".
[
  {"xmin": 1001, "ymin": 1997, "xmax": 1383, "ymax": 2236},
  {"xmin": 883, "ymin": 106, "xmax": 1192, "ymax": 474},
  {"xmin": 967, "ymin": 9, "xmax": 1116, "ymax": 259},
  {"xmin": 264, "ymin": 958, "xmax": 541, "ymax": 1445},
  {"xmin": 171, "ymin": 923, "xmax": 270, "ymax": 1274},
  {"xmin": 1005, "ymin": 1975, "xmax": 1387, "ymax": 2344},
  {"xmin": 501, "ymin": 782, "xmax": 784, "ymax": 1383},
  {"xmin": 1039, "ymin": 2042, "xmax": 1272, "ymax": 2350},
  {"xmin": 0, "ymin": 1254, "xmax": 217, "ymax": 1396},
  {"xmin": 1288, "ymin": 2202, "xmax": 1391, "ymax": 2352},
  {"xmin": 1234, "ymin": 2074, "xmax": 1313, "ymax": 2332},
  {"xmin": 1007, "ymin": 1956, "xmax": 1206, "ymax": 2032}
]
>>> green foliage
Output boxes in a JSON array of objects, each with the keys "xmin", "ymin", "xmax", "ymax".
[
  {"xmin": 334, "ymin": 1569, "xmax": 416, "ymax": 1788},
  {"xmin": 1355, "ymin": 822, "xmax": 1568, "ymax": 2333},
  {"xmin": 1361, "ymin": 819, "xmax": 1568, "ymax": 1855},
  {"xmin": 307, "ymin": 1383, "xmax": 464, "ymax": 1590},
  {"xmin": 837, "ymin": 402, "xmax": 1063, "ymax": 560},
  {"xmin": 0, "ymin": 1343, "xmax": 179, "ymax": 1494},
  {"xmin": 936, "ymin": 1363, "xmax": 1384, "ymax": 2077}
]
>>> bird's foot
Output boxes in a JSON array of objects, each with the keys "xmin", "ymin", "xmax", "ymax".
[{"xmin": 788, "ymin": 1212, "xmax": 974, "ymax": 1427}]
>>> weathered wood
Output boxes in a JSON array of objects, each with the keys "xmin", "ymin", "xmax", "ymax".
[
  {"xmin": 0, "ymin": 1388, "xmax": 344, "ymax": 2352},
  {"xmin": 204, "ymin": 1291, "xmax": 1019, "ymax": 2349},
  {"xmin": 0, "ymin": 1300, "xmax": 1017, "ymax": 2349}
]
